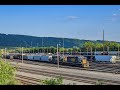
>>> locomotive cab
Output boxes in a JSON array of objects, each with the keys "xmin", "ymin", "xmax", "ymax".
[{"xmin": 81, "ymin": 58, "xmax": 89, "ymax": 68}]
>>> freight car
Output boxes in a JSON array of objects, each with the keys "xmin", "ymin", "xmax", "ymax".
[
  {"xmin": 40, "ymin": 55, "xmax": 52, "ymax": 62},
  {"xmin": 2, "ymin": 54, "xmax": 15, "ymax": 60},
  {"xmin": 13, "ymin": 54, "xmax": 28, "ymax": 60},
  {"xmin": 3, "ymin": 53, "xmax": 89, "ymax": 68},
  {"xmin": 95, "ymin": 55, "xmax": 117, "ymax": 63},
  {"xmin": 33, "ymin": 55, "xmax": 41, "ymax": 61},
  {"xmin": 49, "ymin": 55, "xmax": 63, "ymax": 64},
  {"xmin": 27, "ymin": 55, "xmax": 51, "ymax": 62},
  {"xmin": 27, "ymin": 55, "xmax": 34, "ymax": 60}
]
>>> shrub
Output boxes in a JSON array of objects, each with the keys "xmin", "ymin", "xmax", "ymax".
[
  {"xmin": 40, "ymin": 76, "xmax": 63, "ymax": 85},
  {"xmin": 0, "ymin": 59, "xmax": 19, "ymax": 85},
  {"xmin": 95, "ymin": 80, "xmax": 103, "ymax": 85}
]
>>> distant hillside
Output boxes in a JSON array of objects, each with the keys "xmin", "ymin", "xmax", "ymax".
[{"xmin": 0, "ymin": 33, "xmax": 114, "ymax": 48}]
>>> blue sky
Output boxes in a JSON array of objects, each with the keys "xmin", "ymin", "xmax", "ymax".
[{"xmin": 0, "ymin": 5, "xmax": 120, "ymax": 41}]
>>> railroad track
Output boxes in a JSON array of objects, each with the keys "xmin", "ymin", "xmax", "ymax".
[
  {"xmin": 16, "ymin": 74, "xmax": 40, "ymax": 85},
  {"xmin": 16, "ymin": 67, "xmax": 120, "ymax": 85},
  {"xmin": 8, "ymin": 59, "xmax": 120, "ymax": 74}
]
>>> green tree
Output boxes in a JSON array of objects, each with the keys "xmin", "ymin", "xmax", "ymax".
[
  {"xmin": 0, "ymin": 60, "xmax": 20, "ymax": 85},
  {"xmin": 0, "ymin": 50, "xmax": 2, "ymax": 58},
  {"xmin": 68, "ymin": 48, "xmax": 73, "ymax": 53},
  {"xmin": 104, "ymin": 41, "xmax": 110, "ymax": 51},
  {"xmin": 95, "ymin": 80, "xmax": 103, "ymax": 85},
  {"xmin": 95, "ymin": 43, "xmax": 103, "ymax": 51},
  {"xmin": 109, "ymin": 41, "xmax": 118, "ymax": 51},
  {"xmin": 73, "ymin": 46, "xmax": 79, "ymax": 52},
  {"xmin": 40, "ymin": 76, "xmax": 63, "ymax": 85},
  {"xmin": 59, "ymin": 47, "xmax": 64, "ymax": 53},
  {"xmin": 84, "ymin": 42, "xmax": 95, "ymax": 51}
]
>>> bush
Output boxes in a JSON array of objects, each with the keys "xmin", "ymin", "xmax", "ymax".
[
  {"xmin": 95, "ymin": 80, "xmax": 103, "ymax": 85},
  {"xmin": 0, "ymin": 59, "xmax": 19, "ymax": 85},
  {"xmin": 40, "ymin": 76, "xmax": 63, "ymax": 85}
]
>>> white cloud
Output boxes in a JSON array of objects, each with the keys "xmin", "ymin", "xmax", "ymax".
[
  {"xmin": 67, "ymin": 16, "xmax": 80, "ymax": 20},
  {"xmin": 113, "ymin": 13, "xmax": 117, "ymax": 16}
]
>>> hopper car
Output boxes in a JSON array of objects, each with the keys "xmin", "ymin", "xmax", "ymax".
[{"xmin": 2, "ymin": 53, "xmax": 89, "ymax": 68}]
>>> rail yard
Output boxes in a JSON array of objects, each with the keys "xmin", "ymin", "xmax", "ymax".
[
  {"xmin": 2, "ymin": 52, "xmax": 120, "ymax": 85},
  {"xmin": 1, "ymin": 5, "xmax": 120, "ymax": 85},
  {"xmin": 9, "ymin": 60, "xmax": 120, "ymax": 85}
]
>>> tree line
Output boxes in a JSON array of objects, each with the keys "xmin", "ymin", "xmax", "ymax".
[{"xmin": 6, "ymin": 41, "xmax": 120, "ymax": 54}]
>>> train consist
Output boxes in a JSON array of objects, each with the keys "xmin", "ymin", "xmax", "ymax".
[
  {"xmin": 59, "ymin": 51, "xmax": 120, "ymax": 55},
  {"xmin": 59, "ymin": 52, "xmax": 119, "ymax": 63},
  {"xmin": 2, "ymin": 54, "xmax": 89, "ymax": 68}
]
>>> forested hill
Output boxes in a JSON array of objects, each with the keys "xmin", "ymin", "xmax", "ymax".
[{"xmin": 0, "ymin": 33, "xmax": 108, "ymax": 48}]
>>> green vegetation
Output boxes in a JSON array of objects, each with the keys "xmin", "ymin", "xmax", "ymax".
[
  {"xmin": 95, "ymin": 80, "xmax": 103, "ymax": 85},
  {"xmin": 1, "ymin": 33, "xmax": 120, "ymax": 53},
  {"xmin": 0, "ymin": 50, "xmax": 2, "ymax": 58},
  {"xmin": 40, "ymin": 76, "xmax": 63, "ymax": 85},
  {"xmin": 7, "ymin": 41, "xmax": 120, "ymax": 54},
  {"xmin": 0, "ymin": 59, "xmax": 20, "ymax": 85}
]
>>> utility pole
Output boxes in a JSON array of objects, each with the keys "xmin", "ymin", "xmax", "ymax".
[
  {"xmin": 22, "ymin": 47, "xmax": 23, "ymax": 63},
  {"xmin": 90, "ymin": 47, "xmax": 92, "ymax": 60},
  {"xmin": 80, "ymin": 49, "xmax": 81, "ymax": 55},
  {"xmin": 63, "ymin": 38, "xmax": 64, "ymax": 57},
  {"xmin": 118, "ymin": 45, "xmax": 119, "ymax": 57},
  {"xmin": 47, "ymin": 37, "xmax": 48, "ymax": 54},
  {"xmin": 103, "ymin": 29, "xmax": 105, "ymax": 54},
  {"xmin": 107, "ymin": 46, "xmax": 109, "ymax": 55},
  {"xmin": 20, "ymin": 44, "xmax": 21, "ymax": 54},
  {"xmin": 42, "ymin": 37, "xmax": 43, "ymax": 53},
  {"xmin": 37, "ymin": 43, "xmax": 39, "ymax": 53},
  {"xmin": 91, "ymin": 47, "xmax": 92, "ymax": 56},
  {"xmin": 57, "ymin": 44, "xmax": 59, "ymax": 69},
  {"xmin": 95, "ymin": 47, "xmax": 96, "ymax": 55}
]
